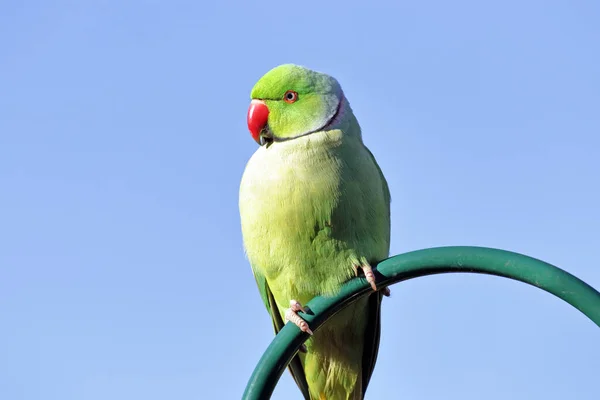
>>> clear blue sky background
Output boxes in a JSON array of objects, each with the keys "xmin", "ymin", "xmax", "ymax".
[{"xmin": 1, "ymin": 1, "xmax": 599, "ymax": 399}]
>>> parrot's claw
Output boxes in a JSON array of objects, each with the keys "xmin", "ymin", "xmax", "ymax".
[
  {"xmin": 354, "ymin": 264, "xmax": 378, "ymax": 291},
  {"xmin": 285, "ymin": 300, "xmax": 313, "ymax": 335},
  {"xmin": 383, "ymin": 287, "xmax": 391, "ymax": 297}
]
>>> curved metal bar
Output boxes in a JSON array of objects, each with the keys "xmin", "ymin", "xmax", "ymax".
[{"xmin": 242, "ymin": 246, "xmax": 600, "ymax": 400}]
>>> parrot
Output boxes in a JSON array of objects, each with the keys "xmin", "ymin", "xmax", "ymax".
[{"xmin": 239, "ymin": 64, "xmax": 391, "ymax": 400}]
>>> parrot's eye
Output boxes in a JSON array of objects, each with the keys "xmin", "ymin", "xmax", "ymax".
[{"xmin": 283, "ymin": 90, "xmax": 298, "ymax": 104}]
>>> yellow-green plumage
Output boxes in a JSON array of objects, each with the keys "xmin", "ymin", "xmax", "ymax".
[{"xmin": 240, "ymin": 64, "xmax": 390, "ymax": 400}]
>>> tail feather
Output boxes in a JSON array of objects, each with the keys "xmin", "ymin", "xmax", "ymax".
[{"xmin": 301, "ymin": 292, "xmax": 383, "ymax": 400}]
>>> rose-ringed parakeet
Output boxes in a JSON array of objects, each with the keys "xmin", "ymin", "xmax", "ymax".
[{"xmin": 239, "ymin": 64, "xmax": 391, "ymax": 400}]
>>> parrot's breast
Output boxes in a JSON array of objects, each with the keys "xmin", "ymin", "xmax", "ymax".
[
  {"xmin": 240, "ymin": 130, "xmax": 344, "ymax": 298},
  {"xmin": 239, "ymin": 129, "xmax": 389, "ymax": 309}
]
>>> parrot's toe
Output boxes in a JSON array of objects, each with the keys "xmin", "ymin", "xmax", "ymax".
[
  {"xmin": 355, "ymin": 264, "xmax": 378, "ymax": 291},
  {"xmin": 383, "ymin": 287, "xmax": 391, "ymax": 297},
  {"xmin": 285, "ymin": 299, "xmax": 313, "ymax": 335}
]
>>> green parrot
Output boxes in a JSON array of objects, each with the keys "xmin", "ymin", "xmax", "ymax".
[{"xmin": 239, "ymin": 64, "xmax": 391, "ymax": 400}]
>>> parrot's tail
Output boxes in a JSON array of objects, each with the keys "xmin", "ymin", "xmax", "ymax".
[{"xmin": 303, "ymin": 294, "xmax": 380, "ymax": 400}]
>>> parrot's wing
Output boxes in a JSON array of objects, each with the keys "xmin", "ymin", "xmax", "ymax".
[
  {"xmin": 360, "ymin": 146, "xmax": 390, "ymax": 396},
  {"xmin": 361, "ymin": 291, "xmax": 384, "ymax": 397},
  {"xmin": 364, "ymin": 146, "xmax": 391, "ymax": 206},
  {"xmin": 253, "ymin": 269, "xmax": 311, "ymax": 400}
]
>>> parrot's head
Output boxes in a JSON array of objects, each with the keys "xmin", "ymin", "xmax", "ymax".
[{"xmin": 247, "ymin": 64, "xmax": 350, "ymax": 147}]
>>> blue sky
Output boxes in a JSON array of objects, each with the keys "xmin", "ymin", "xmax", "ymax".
[{"xmin": 1, "ymin": 1, "xmax": 599, "ymax": 399}]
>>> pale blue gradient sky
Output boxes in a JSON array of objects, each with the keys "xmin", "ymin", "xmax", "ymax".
[{"xmin": 1, "ymin": 1, "xmax": 599, "ymax": 399}]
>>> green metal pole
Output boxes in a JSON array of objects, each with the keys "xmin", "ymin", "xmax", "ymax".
[{"xmin": 242, "ymin": 246, "xmax": 600, "ymax": 400}]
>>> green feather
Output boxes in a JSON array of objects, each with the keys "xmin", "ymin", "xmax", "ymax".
[{"xmin": 240, "ymin": 64, "xmax": 391, "ymax": 400}]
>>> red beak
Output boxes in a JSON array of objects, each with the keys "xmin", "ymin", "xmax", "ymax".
[{"xmin": 247, "ymin": 100, "xmax": 269, "ymax": 144}]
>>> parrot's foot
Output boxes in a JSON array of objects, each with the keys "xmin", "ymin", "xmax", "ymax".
[
  {"xmin": 383, "ymin": 287, "xmax": 391, "ymax": 297},
  {"xmin": 285, "ymin": 300, "xmax": 313, "ymax": 335},
  {"xmin": 354, "ymin": 263, "xmax": 378, "ymax": 291}
]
